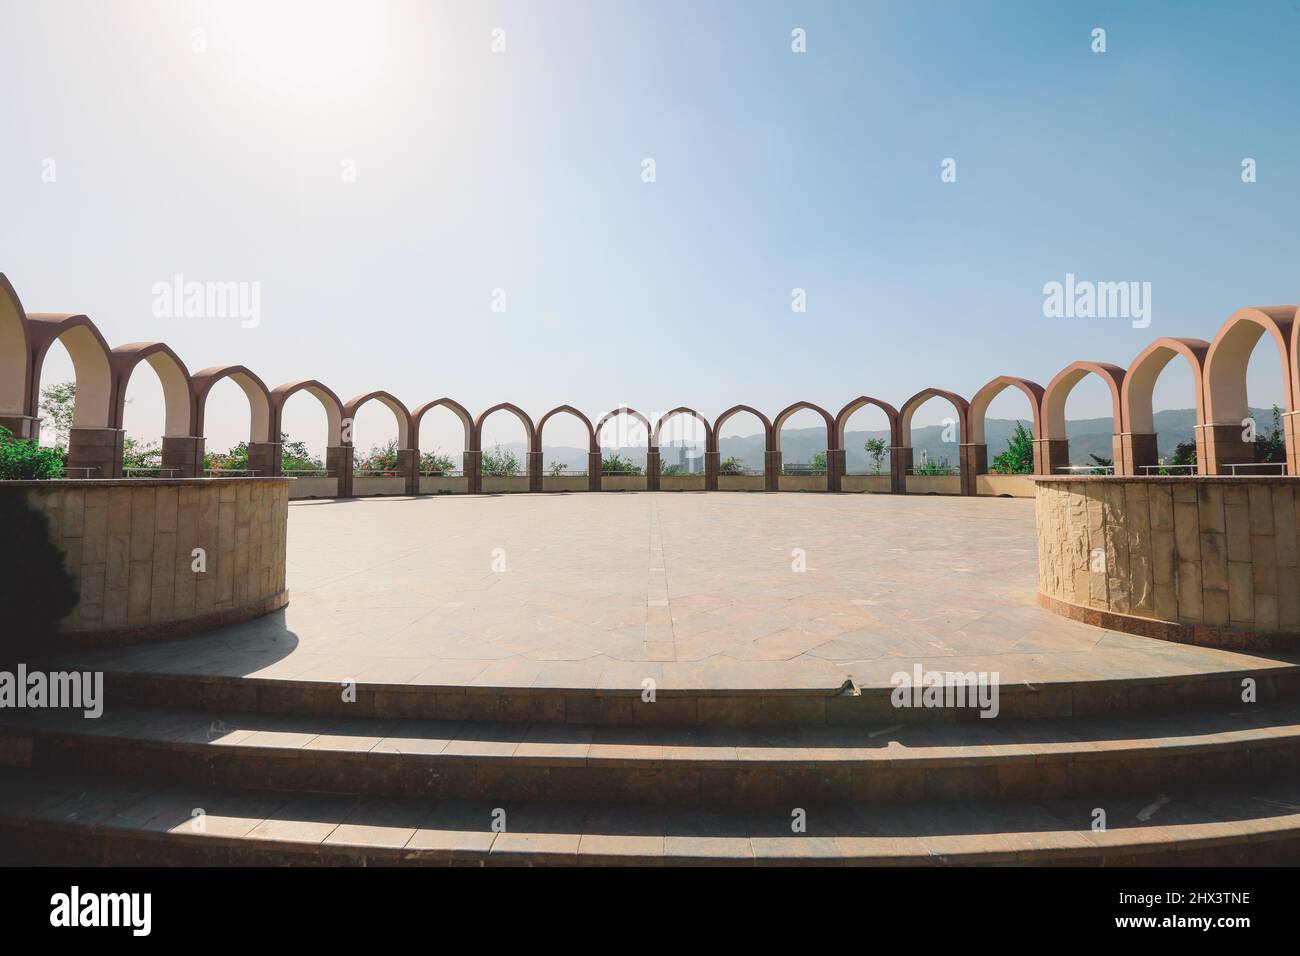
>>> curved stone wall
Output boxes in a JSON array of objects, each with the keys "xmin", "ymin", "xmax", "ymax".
[
  {"xmin": 1035, "ymin": 476, "xmax": 1300, "ymax": 649},
  {"xmin": 1, "ymin": 272, "xmax": 1296, "ymax": 495},
  {"xmin": 2, "ymin": 478, "xmax": 289, "ymax": 648}
]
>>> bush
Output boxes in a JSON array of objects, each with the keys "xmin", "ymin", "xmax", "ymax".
[
  {"xmin": 0, "ymin": 426, "xmax": 64, "ymax": 480},
  {"xmin": 989, "ymin": 421, "xmax": 1034, "ymax": 475},
  {"xmin": 0, "ymin": 492, "xmax": 77, "ymax": 660},
  {"xmin": 601, "ymin": 452, "xmax": 642, "ymax": 475}
]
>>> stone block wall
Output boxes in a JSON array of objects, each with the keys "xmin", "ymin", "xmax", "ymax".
[
  {"xmin": 6, "ymin": 478, "xmax": 290, "ymax": 645},
  {"xmin": 1036, "ymin": 476, "xmax": 1300, "ymax": 644}
]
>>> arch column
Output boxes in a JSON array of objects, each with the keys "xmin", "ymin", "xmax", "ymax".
[
  {"xmin": 465, "ymin": 450, "xmax": 483, "ymax": 493},
  {"xmin": 765, "ymin": 449, "xmax": 781, "ymax": 491},
  {"xmin": 588, "ymin": 451, "xmax": 602, "ymax": 491},
  {"xmin": 704, "ymin": 451, "xmax": 720, "ymax": 491},
  {"xmin": 958, "ymin": 443, "xmax": 983, "ymax": 496},
  {"xmin": 890, "ymin": 446, "xmax": 910, "ymax": 494},
  {"xmin": 528, "ymin": 451, "xmax": 543, "ymax": 492},
  {"xmin": 68, "ymin": 428, "xmax": 126, "ymax": 478},
  {"xmin": 827, "ymin": 448, "xmax": 846, "ymax": 492},
  {"xmin": 646, "ymin": 448, "xmax": 661, "ymax": 490},
  {"xmin": 248, "ymin": 440, "xmax": 282, "ymax": 477},
  {"xmin": 328, "ymin": 445, "xmax": 354, "ymax": 496}
]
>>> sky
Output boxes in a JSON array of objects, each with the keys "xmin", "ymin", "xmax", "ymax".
[{"xmin": 2, "ymin": 0, "xmax": 1298, "ymax": 458}]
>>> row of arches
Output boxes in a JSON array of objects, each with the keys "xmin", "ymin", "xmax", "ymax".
[{"xmin": 1, "ymin": 273, "xmax": 1295, "ymax": 491}]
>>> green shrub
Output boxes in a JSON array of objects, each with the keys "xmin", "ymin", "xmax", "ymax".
[
  {"xmin": 989, "ymin": 421, "xmax": 1034, "ymax": 475},
  {"xmin": 0, "ymin": 426, "xmax": 64, "ymax": 480}
]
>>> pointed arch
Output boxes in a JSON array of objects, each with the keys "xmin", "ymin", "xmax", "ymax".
[
  {"xmin": 344, "ymin": 390, "xmax": 412, "ymax": 450},
  {"xmin": 595, "ymin": 406, "xmax": 653, "ymax": 451},
  {"xmin": 1040, "ymin": 362, "xmax": 1125, "ymax": 441},
  {"xmin": 411, "ymin": 397, "xmax": 473, "ymax": 451},
  {"xmin": 0, "ymin": 274, "xmax": 32, "ymax": 421},
  {"xmin": 26, "ymin": 313, "xmax": 115, "ymax": 429},
  {"xmin": 835, "ymin": 396, "xmax": 901, "ymax": 448},
  {"xmin": 472, "ymin": 402, "xmax": 536, "ymax": 451},
  {"xmin": 653, "ymin": 406, "xmax": 713, "ymax": 448},
  {"xmin": 536, "ymin": 405, "xmax": 596, "ymax": 454},
  {"xmin": 192, "ymin": 365, "xmax": 273, "ymax": 443},
  {"xmin": 1122, "ymin": 338, "xmax": 1209, "ymax": 435},
  {"xmin": 899, "ymin": 388, "xmax": 969, "ymax": 445},
  {"xmin": 109, "ymin": 342, "xmax": 194, "ymax": 437},
  {"xmin": 712, "ymin": 404, "xmax": 773, "ymax": 454},
  {"xmin": 966, "ymin": 377, "xmax": 1042, "ymax": 447},
  {"xmin": 772, "ymin": 401, "xmax": 835, "ymax": 452},
  {"xmin": 1204, "ymin": 306, "xmax": 1295, "ymax": 426},
  {"xmin": 270, "ymin": 379, "xmax": 345, "ymax": 445}
]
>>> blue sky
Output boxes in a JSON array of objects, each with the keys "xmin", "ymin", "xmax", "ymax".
[{"xmin": 2, "ymin": 0, "xmax": 1298, "ymax": 456}]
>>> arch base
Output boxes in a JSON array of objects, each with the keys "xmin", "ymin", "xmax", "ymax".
[
  {"xmin": 397, "ymin": 448, "xmax": 419, "ymax": 495},
  {"xmin": 326, "ymin": 446, "xmax": 354, "ymax": 497},
  {"xmin": 1203, "ymin": 424, "xmax": 1256, "ymax": 476},
  {"xmin": 67, "ymin": 426, "xmax": 124, "ymax": 479},
  {"xmin": 890, "ymin": 447, "xmax": 910, "ymax": 494},
  {"xmin": 1118, "ymin": 433, "xmax": 1159, "ymax": 477},
  {"xmin": 247, "ymin": 441, "xmax": 281, "ymax": 478},
  {"xmin": 0, "ymin": 413, "xmax": 40, "ymax": 441},
  {"xmin": 162, "ymin": 436, "xmax": 205, "ymax": 478}
]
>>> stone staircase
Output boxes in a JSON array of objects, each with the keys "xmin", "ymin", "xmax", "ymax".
[{"xmin": 4, "ymin": 664, "xmax": 1300, "ymax": 865}]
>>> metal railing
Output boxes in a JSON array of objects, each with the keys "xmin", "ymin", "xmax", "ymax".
[
  {"xmin": 1227, "ymin": 461, "xmax": 1288, "ymax": 476},
  {"xmin": 282, "ymin": 468, "xmax": 332, "ymax": 478},
  {"xmin": 1053, "ymin": 465, "xmax": 1116, "ymax": 475},
  {"xmin": 204, "ymin": 468, "xmax": 261, "ymax": 477},
  {"xmin": 1139, "ymin": 464, "xmax": 1197, "ymax": 475},
  {"xmin": 124, "ymin": 467, "xmax": 180, "ymax": 477}
]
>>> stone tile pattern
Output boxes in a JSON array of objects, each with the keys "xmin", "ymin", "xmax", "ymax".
[
  {"xmin": 1037, "ymin": 477, "xmax": 1300, "ymax": 636},
  {"xmin": 23, "ymin": 478, "xmax": 289, "ymax": 634}
]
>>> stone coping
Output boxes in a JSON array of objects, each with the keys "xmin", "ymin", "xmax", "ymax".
[
  {"xmin": 0, "ymin": 477, "xmax": 292, "ymax": 489},
  {"xmin": 1034, "ymin": 474, "xmax": 1298, "ymax": 484}
]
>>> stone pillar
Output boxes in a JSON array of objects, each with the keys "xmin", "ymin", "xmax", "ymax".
[
  {"xmin": 1285, "ymin": 411, "xmax": 1300, "ymax": 476},
  {"xmin": 588, "ymin": 451, "xmax": 602, "ymax": 491},
  {"xmin": 1117, "ymin": 432, "xmax": 1158, "ymax": 477},
  {"xmin": 397, "ymin": 447, "xmax": 419, "ymax": 495},
  {"xmin": 464, "ymin": 450, "xmax": 482, "ymax": 494},
  {"xmin": 67, "ymin": 426, "xmax": 124, "ymax": 479},
  {"xmin": 959, "ymin": 443, "xmax": 984, "ymax": 496},
  {"xmin": 765, "ymin": 450, "xmax": 781, "ymax": 491},
  {"xmin": 0, "ymin": 414, "xmax": 40, "ymax": 442},
  {"xmin": 646, "ymin": 448, "xmax": 661, "ymax": 491},
  {"xmin": 247, "ymin": 441, "xmax": 281, "ymax": 477},
  {"xmin": 827, "ymin": 448, "xmax": 846, "ymax": 492},
  {"xmin": 890, "ymin": 446, "xmax": 910, "ymax": 495},
  {"xmin": 1202, "ymin": 423, "xmax": 1255, "ymax": 476},
  {"xmin": 1035, "ymin": 438, "xmax": 1070, "ymax": 476},
  {"xmin": 326, "ymin": 445, "xmax": 354, "ymax": 497},
  {"xmin": 704, "ymin": 451, "xmax": 720, "ymax": 491},
  {"xmin": 162, "ymin": 435, "xmax": 205, "ymax": 478},
  {"xmin": 528, "ymin": 451, "xmax": 544, "ymax": 493}
]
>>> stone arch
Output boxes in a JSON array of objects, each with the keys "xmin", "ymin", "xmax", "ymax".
[
  {"xmin": 772, "ymin": 401, "xmax": 835, "ymax": 452},
  {"xmin": 26, "ymin": 313, "xmax": 117, "ymax": 477},
  {"xmin": 537, "ymin": 405, "xmax": 598, "ymax": 490},
  {"xmin": 26, "ymin": 314, "xmax": 114, "ymax": 430},
  {"xmin": 270, "ymin": 380, "xmax": 345, "ymax": 447},
  {"xmin": 473, "ymin": 403, "xmax": 536, "ymax": 488},
  {"xmin": 653, "ymin": 407, "xmax": 714, "ymax": 489},
  {"xmin": 966, "ymin": 377, "xmax": 1043, "ymax": 481},
  {"xmin": 535, "ymin": 405, "xmax": 597, "ymax": 454},
  {"xmin": 898, "ymin": 388, "xmax": 969, "ymax": 492},
  {"xmin": 1120, "ymin": 338, "xmax": 1209, "ymax": 475},
  {"xmin": 595, "ymin": 406, "xmax": 653, "ymax": 456},
  {"xmin": 0, "ymin": 274, "xmax": 33, "ymax": 433},
  {"xmin": 772, "ymin": 401, "xmax": 836, "ymax": 491},
  {"xmin": 1040, "ymin": 361, "xmax": 1125, "ymax": 475},
  {"xmin": 1203, "ymin": 306, "xmax": 1296, "ymax": 474},
  {"xmin": 833, "ymin": 397, "xmax": 900, "ymax": 492},
  {"xmin": 411, "ymin": 397, "xmax": 473, "ymax": 452},
  {"xmin": 712, "ymin": 405, "xmax": 773, "ymax": 454},
  {"xmin": 109, "ymin": 343, "xmax": 194, "ymax": 437},
  {"xmin": 653, "ymin": 407, "xmax": 713, "ymax": 449},
  {"xmin": 192, "ymin": 365, "xmax": 274, "ymax": 443},
  {"xmin": 344, "ymin": 391, "xmax": 412, "ymax": 450}
]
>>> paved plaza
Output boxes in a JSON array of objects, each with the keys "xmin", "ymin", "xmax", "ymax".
[{"xmin": 57, "ymin": 492, "xmax": 1293, "ymax": 692}]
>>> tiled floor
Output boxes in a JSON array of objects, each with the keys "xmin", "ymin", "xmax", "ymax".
[{"xmin": 49, "ymin": 493, "xmax": 1300, "ymax": 691}]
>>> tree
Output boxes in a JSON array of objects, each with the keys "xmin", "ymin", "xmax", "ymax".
[
  {"xmin": 482, "ymin": 444, "xmax": 521, "ymax": 476},
  {"xmin": 811, "ymin": 450, "xmax": 827, "ymax": 474},
  {"xmin": 989, "ymin": 421, "xmax": 1034, "ymax": 475},
  {"xmin": 0, "ymin": 426, "xmax": 64, "ymax": 480},
  {"xmin": 660, "ymin": 463, "xmax": 685, "ymax": 476},
  {"xmin": 39, "ymin": 381, "xmax": 76, "ymax": 450},
  {"xmin": 1255, "ymin": 405, "xmax": 1287, "ymax": 464},
  {"xmin": 355, "ymin": 438, "xmax": 399, "ymax": 474},
  {"xmin": 281, "ymin": 434, "xmax": 323, "ymax": 472},
  {"xmin": 864, "ymin": 437, "xmax": 888, "ymax": 475},
  {"xmin": 122, "ymin": 435, "xmax": 161, "ymax": 472},
  {"xmin": 548, "ymin": 460, "xmax": 568, "ymax": 477},
  {"xmin": 601, "ymin": 452, "xmax": 641, "ymax": 475},
  {"xmin": 1088, "ymin": 453, "xmax": 1113, "ymax": 476},
  {"xmin": 420, "ymin": 449, "xmax": 456, "ymax": 474},
  {"xmin": 720, "ymin": 456, "xmax": 745, "ymax": 475}
]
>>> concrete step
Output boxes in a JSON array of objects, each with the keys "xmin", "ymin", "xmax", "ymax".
[
  {"xmin": 92, "ymin": 661, "xmax": 1300, "ymax": 726},
  {"xmin": 2, "ymin": 768, "xmax": 1299, "ymax": 865},
  {"xmin": 5, "ymin": 703, "xmax": 1300, "ymax": 806}
]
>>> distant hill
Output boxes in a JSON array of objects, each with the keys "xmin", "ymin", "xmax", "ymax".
[{"xmin": 479, "ymin": 407, "xmax": 1283, "ymax": 472}]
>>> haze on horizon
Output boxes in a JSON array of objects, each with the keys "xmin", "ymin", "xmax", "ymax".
[{"xmin": 2, "ymin": 0, "xmax": 1298, "ymax": 459}]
